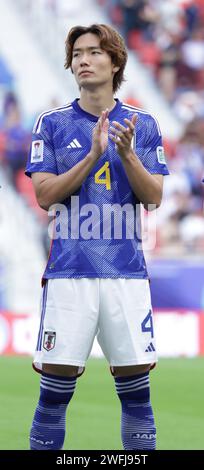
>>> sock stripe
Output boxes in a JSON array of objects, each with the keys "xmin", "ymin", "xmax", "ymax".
[
  {"xmin": 115, "ymin": 375, "xmax": 149, "ymax": 387},
  {"xmin": 114, "ymin": 372, "xmax": 148, "ymax": 383},
  {"xmin": 116, "ymin": 384, "xmax": 150, "ymax": 395},
  {"xmin": 40, "ymin": 384, "xmax": 76, "ymax": 394},
  {"xmin": 115, "ymin": 377, "xmax": 149, "ymax": 389},
  {"xmin": 41, "ymin": 375, "xmax": 77, "ymax": 385},
  {"xmin": 41, "ymin": 378, "xmax": 76, "ymax": 390},
  {"xmin": 115, "ymin": 377, "xmax": 149, "ymax": 392},
  {"xmin": 36, "ymin": 403, "xmax": 67, "ymax": 415},
  {"xmin": 126, "ymin": 402, "xmax": 150, "ymax": 408},
  {"xmin": 115, "ymin": 381, "xmax": 149, "ymax": 391}
]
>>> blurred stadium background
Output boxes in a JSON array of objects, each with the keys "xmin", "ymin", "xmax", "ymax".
[{"xmin": 0, "ymin": 0, "xmax": 204, "ymax": 450}]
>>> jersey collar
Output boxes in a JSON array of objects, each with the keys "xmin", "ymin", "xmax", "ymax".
[{"xmin": 72, "ymin": 98, "xmax": 122, "ymax": 122}]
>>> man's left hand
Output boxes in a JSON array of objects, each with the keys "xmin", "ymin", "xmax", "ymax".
[{"xmin": 109, "ymin": 113, "xmax": 137, "ymax": 159}]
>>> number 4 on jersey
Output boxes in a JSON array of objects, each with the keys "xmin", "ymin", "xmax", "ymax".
[
  {"xmin": 141, "ymin": 309, "xmax": 154, "ymax": 338},
  {"xmin": 95, "ymin": 162, "xmax": 111, "ymax": 190}
]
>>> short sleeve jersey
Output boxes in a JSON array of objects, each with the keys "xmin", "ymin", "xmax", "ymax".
[{"xmin": 26, "ymin": 99, "xmax": 169, "ymax": 279}]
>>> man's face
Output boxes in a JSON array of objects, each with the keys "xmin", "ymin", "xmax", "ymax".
[{"xmin": 71, "ymin": 33, "xmax": 118, "ymax": 90}]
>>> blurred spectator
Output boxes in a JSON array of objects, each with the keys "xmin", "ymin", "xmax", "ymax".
[
  {"xmin": 179, "ymin": 214, "xmax": 204, "ymax": 252},
  {"xmin": 0, "ymin": 55, "xmax": 14, "ymax": 88},
  {"xmin": 157, "ymin": 32, "xmax": 180, "ymax": 102},
  {"xmin": 120, "ymin": 0, "xmax": 158, "ymax": 43},
  {"xmin": 179, "ymin": 27, "xmax": 204, "ymax": 90},
  {"xmin": 173, "ymin": 90, "xmax": 204, "ymax": 123},
  {"xmin": 0, "ymin": 92, "xmax": 30, "ymax": 186}
]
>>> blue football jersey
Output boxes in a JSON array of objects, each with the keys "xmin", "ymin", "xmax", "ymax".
[{"xmin": 26, "ymin": 99, "xmax": 169, "ymax": 279}]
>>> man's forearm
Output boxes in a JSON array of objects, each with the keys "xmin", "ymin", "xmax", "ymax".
[
  {"xmin": 120, "ymin": 150, "xmax": 162, "ymax": 208},
  {"xmin": 36, "ymin": 152, "xmax": 98, "ymax": 210}
]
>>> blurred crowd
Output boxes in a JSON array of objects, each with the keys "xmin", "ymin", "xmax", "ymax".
[
  {"xmin": 0, "ymin": 0, "xmax": 204, "ymax": 257},
  {"xmin": 101, "ymin": 0, "xmax": 204, "ymax": 110},
  {"xmin": 99, "ymin": 0, "xmax": 204, "ymax": 256}
]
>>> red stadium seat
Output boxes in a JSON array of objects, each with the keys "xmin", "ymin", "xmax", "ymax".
[
  {"xmin": 139, "ymin": 42, "xmax": 161, "ymax": 66},
  {"xmin": 127, "ymin": 30, "xmax": 143, "ymax": 51},
  {"xmin": 15, "ymin": 169, "xmax": 47, "ymax": 223}
]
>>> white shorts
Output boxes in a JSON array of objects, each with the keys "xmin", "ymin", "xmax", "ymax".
[{"xmin": 34, "ymin": 278, "xmax": 157, "ymax": 371}]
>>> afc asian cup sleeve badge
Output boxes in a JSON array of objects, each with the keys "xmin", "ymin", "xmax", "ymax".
[
  {"xmin": 31, "ymin": 140, "xmax": 44, "ymax": 163},
  {"xmin": 43, "ymin": 331, "xmax": 56, "ymax": 351},
  {"xmin": 156, "ymin": 146, "xmax": 166, "ymax": 164}
]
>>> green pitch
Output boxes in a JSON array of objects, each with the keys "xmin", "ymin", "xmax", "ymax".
[{"xmin": 0, "ymin": 356, "xmax": 204, "ymax": 450}]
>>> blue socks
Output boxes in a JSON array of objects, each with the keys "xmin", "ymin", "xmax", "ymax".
[
  {"xmin": 30, "ymin": 372, "xmax": 77, "ymax": 450},
  {"xmin": 30, "ymin": 371, "xmax": 155, "ymax": 450},
  {"xmin": 115, "ymin": 372, "xmax": 156, "ymax": 450}
]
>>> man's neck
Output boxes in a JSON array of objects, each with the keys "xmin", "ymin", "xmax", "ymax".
[{"xmin": 78, "ymin": 88, "xmax": 116, "ymax": 117}]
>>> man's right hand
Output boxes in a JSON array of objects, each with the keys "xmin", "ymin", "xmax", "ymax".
[{"xmin": 91, "ymin": 109, "xmax": 109, "ymax": 159}]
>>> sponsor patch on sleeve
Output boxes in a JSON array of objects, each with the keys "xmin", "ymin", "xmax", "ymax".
[
  {"xmin": 156, "ymin": 146, "xmax": 166, "ymax": 164},
  {"xmin": 31, "ymin": 140, "xmax": 44, "ymax": 163}
]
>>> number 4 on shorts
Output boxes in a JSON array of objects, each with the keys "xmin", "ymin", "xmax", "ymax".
[{"xmin": 141, "ymin": 309, "xmax": 154, "ymax": 338}]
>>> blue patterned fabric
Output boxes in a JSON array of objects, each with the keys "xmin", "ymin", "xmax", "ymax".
[
  {"xmin": 26, "ymin": 99, "xmax": 169, "ymax": 279},
  {"xmin": 30, "ymin": 372, "xmax": 77, "ymax": 450},
  {"xmin": 115, "ymin": 372, "xmax": 156, "ymax": 450}
]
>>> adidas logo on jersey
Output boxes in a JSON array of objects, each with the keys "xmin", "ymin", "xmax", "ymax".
[
  {"xmin": 145, "ymin": 342, "xmax": 155, "ymax": 352},
  {"xmin": 67, "ymin": 138, "xmax": 82, "ymax": 148}
]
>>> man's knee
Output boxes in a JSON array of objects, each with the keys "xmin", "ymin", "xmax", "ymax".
[
  {"xmin": 112, "ymin": 363, "xmax": 151, "ymax": 377},
  {"xmin": 42, "ymin": 363, "xmax": 82, "ymax": 377}
]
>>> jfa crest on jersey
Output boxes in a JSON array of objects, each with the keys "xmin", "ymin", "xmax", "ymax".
[{"xmin": 43, "ymin": 331, "xmax": 56, "ymax": 351}]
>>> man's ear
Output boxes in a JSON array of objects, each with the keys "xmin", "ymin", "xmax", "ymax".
[{"xmin": 113, "ymin": 65, "xmax": 120, "ymax": 73}]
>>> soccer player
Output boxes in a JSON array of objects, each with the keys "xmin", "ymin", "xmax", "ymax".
[{"xmin": 26, "ymin": 24, "xmax": 169, "ymax": 450}]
